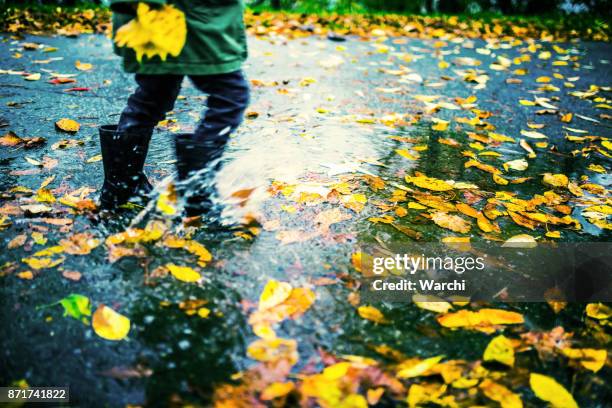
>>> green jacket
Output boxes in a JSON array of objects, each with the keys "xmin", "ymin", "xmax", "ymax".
[{"xmin": 110, "ymin": 0, "xmax": 247, "ymax": 75}]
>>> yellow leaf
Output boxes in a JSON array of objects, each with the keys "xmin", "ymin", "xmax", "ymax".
[
  {"xmin": 521, "ymin": 129, "xmax": 547, "ymax": 139},
  {"xmin": 259, "ymin": 280, "xmax": 292, "ymax": 311},
  {"xmin": 86, "ymin": 154, "xmax": 102, "ymax": 163},
  {"xmin": 542, "ymin": 173, "xmax": 569, "ymax": 188},
  {"xmin": 432, "ymin": 212, "xmax": 471, "ymax": 234},
  {"xmin": 431, "ymin": 119, "xmax": 449, "ymax": 131},
  {"xmin": 586, "ymin": 303, "xmax": 612, "ymax": 320},
  {"xmin": 156, "ymin": 183, "xmax": 177, "ymax": 215},
  {"xmin": 437, "ymin": 308, "xmax": 524, "ymax": 329},
  {"xmin": 406, "ymin": 175, "xmax": 453, "ymax": 191},
  {"xmin": 397, "ymin": 355, "xmax": 444, "ymax": 378},
  {"xmin": 587, "ymin": 164, "xmax": 606, "ymax": 173},
  {"xmin": 519, "ymin": 139, "xmax": 536, "ymax": 158},
  {"xmin": 483, "ymin": 335, "xmax": 515, "ymax": 366},
  {"xmin": 395, "ymin": 149, "xmax": 418, "ymax": 160},
  {"xmin": 114, "ymin": 3, "xmax": 187, "ymax": 62},
  {"xmin": 24, "ymin": 73, "xmax": 41, "ymax": 81},
  {"xmin": 529, "ymin": 373, "xmax": 578, "ymax": 408},
  {"xmin": 75, "ymin": 60, "xmax": 93, "ymax": 71},
  {"xmin": 166, "ymin": 263, "xmax": 201, "ymax": 283},
  {"xmin": 92, "ymin": 304, "xmax": 130, "ymax": 341},
  {"xmin": 247, "ymin": 337, "xmax": 298, "ymax": 365},
  {"xmin": 408, "ymin": 202, "xmax": 427, "ymax": 210},
  {"xmin": 413, "ymin": 294, "xmax": 453, "ymax": 313},
  {"xmin": 561, "ymin": 348, "xmax": 607, "ymax": 372},
  {"xmin": 503, "ymin": 158, "xmax": 529, "ymax": 171},
  {"xmin": 493, "ymin": 173, "xmax": 509, "ymax": 185},
  {"xmin": 55, "ymin": 118, "xmax": 80, "ymax": 133},
  {"xmin": 480, "ymin": 379, "xmax": 523, "ymax": 408},
  {"xmin": 502, "ymin": 234, "xmax": 537, "ymax": 248},
  {"xmin": 260, "ymin": 382, "xmax": 295, "ymax": 400},
  {"xmin": 358, "ymin": 305, "xmax": 387, "ymax": 324}
]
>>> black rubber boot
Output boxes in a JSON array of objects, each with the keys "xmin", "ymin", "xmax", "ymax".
[
  {"xmin": 99, "ymin": 124, "xmax": 153, "ymax": 210},
  {"xmin": 174, "ymin": 134, "xmax": 225, "ymax": 218}
]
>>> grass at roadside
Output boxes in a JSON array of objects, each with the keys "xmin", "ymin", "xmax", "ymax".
[{"xmin": 0, "ymin": 2, "xmax": 609, "ymax": 41}]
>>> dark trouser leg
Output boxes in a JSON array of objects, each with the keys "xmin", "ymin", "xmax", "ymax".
[
  {"xmin": 174, "ymin": 70, "xmax": 250, "ymax": 217},
  {"xmin": 99, "ymin": 74, "xmax": 183, "ymax": 209},
  {"xmin": 118, "ymin": 74, "xmax": 184, "ymax": 132}
]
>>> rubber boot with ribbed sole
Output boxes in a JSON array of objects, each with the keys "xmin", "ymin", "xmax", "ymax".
[{"xmin": 99, "ymin": 124, "xmax": 153, "ymax": 210}]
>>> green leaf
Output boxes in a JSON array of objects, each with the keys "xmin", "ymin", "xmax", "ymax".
[{"xmin": 58, "ymin": 293, "xmax": 92, "ymax": 324}]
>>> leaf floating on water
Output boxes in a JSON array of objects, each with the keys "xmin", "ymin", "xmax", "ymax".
[
  {"xmin": 358, "ymin": 305, "xmax": 388, "ymax": 324},
  {"xmin": 502, "ymin": 234, "xmax": 537, "ymax": 248},
  {"xmin": 396, "ymin": 355, "xmax": 444, "ymax": 378},
  {"xmin": 479, "ymin": 379, "xmax": 523, "ymax": 408},
  {"xmin": 483, "ymin": 335, "xmax": 515, "ymax": 366},
  {"xmin": 431, "ymin": 212, "xmax": 471, "ymax": 234},
  {"xmin": 413, "ymin": 294, "xmax": 453, "ymax": 314},
  {"xmin": 529, "ymin": 373, "xmax": 578, "ymax": 408},
  {"xmin": 259, "ymin": 280, "xmax": 293, "ymax": 311},
  {"xmin": 92, "ymin": 304, "xmax": 131, "ymax": 341},
  {"xmin": 437, "ymin": 308, "xmax": 524, "ymax": 331},
  {"xmin": 503, "ymin": 158, "xmax": 528, "ymax": 171},
  {"xmin": 57, "ymin": 293, "xmax": 91, "ymax": 324},
  {"xmin": 166, "ymin": 263, "xmax": 201, "ymax": 283},
  {"xmin": 585, "ymin": 303, "xmax": 612, "ymax": 320},
  {"xmin": 561, "ymin": 348, "xmax": 607, "ymax": 373},
  {"xmin": 406, "ymin": 175, "xmax": 454, "ymax": 191},
  {"xmin": 75, "ymin": 60, "xmax": 93, "ymax": 71},
  {"xmin": 542, "ymin": 173, "xmax": 569, "ymax": 188},
  {"xmin": 260, "ymin": 382, "xmax": 295, "ymax": 401},
  {"xmin": 248, "ymin": 337, "xmax": 299, "ymax": 366}
]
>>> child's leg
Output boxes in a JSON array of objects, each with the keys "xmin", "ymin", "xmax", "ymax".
[
  {"xmin": 190, "ymin": 70, "xmax": 250, "ymax": 146},
  {"xmin": 118, "ymin": 74, "xmax": 184, "ymax": 131},
  {"xmin": 99, "ymin": 74, "xmax": 183, "ymax": 209},
  {"xmin": 174, "ymin": 71, "xmax": 250, "ymax": 217}
]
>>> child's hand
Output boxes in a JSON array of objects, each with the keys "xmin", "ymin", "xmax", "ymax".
[{"xmin": 114, "ymin": 2, "xmax": 187, "ymax": 62}]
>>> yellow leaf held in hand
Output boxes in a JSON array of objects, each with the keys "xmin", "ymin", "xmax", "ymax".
[
  {"xmin": 358, "ymin": 305, "xmax": 388, "ymax": 324},
  {"xmin": 259, "ymin": 280, "xmax": 293, "ymax": 311},
  {"xmin": 92, "ymin": 304, "xmax": 130, "ymax": 341},
  {"xmin": 114, "ymin": 3, "xmax": 187, "ymax": 62},
  {"xmin": 529, "ymin": 373, "xmax": 578, "ymax": 408},
  {"xmin": 55, "ymin": 118, "xmax": 80, "ymax": 133},
  {"xmin": 483, "ymin": 335, "xmax": 515, "ymax": 366},
  {"xmin": 166, "ymin": 263, "xmax": 201, "ymax": 283}
]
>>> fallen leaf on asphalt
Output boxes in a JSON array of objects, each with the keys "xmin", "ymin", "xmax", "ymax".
[
  {"xmin": 92, "ymin": 304, "xmax": 131, "ymax": 341},
  {"xmin": 55, "ymin": 118, "xmax": 80, "ymax": 133}
]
